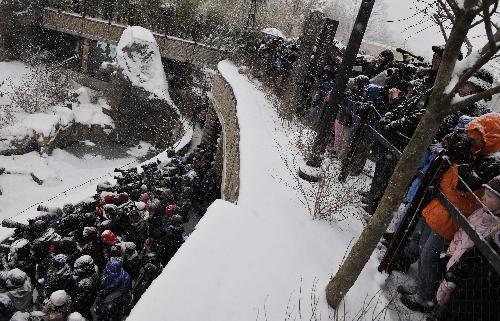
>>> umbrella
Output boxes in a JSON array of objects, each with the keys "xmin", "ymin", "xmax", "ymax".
[{"xmin": 261, "ymin": 27, "xmax": 286, "ymax": 39}]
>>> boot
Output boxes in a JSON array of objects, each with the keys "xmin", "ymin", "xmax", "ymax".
[
  {"xmin": 361, "ymin": 196, "xmax": 372, "ymax": 204},
  {"xmin": 396, "ymin": 284, "xmax": 415, "ymax": 296},
  {"xmin": 401, "ymin": 293, "xmax": 435, "ymax": 313}
]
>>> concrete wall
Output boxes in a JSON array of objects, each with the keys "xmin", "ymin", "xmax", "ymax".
[{"xmin": 210, "ymin": 72, "xmax": 240, "ymax": 203}]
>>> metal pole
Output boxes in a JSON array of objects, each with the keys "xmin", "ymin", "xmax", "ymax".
[{"xmin": 299, "ymin": 0, "xmax": 376, "ymax": 179}]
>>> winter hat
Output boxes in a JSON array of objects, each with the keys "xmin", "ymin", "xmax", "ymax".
[
  {"xmin": 118, "ymin": 193, "xmax": 129, "ymax": 203},
  {"xmin": 140, "ymin": 193, "xmax": 151, "ymax": 203},
  {"xmin": 171, "ymin": 214, "xmax": 183, "ymax": 224},
  {"xmin": 29, "ymin": 311, "xmax": 47, "ymax": 321},
  {"xmin": 466, "ymin": 113, "xmax": 500, "ymax": 155},
  {"xmin": 68, "ymin": 312, "xmax": 85, "ymax": 321},
  {"xmin": 9, "ymin": 311, "xmax": 30, "ymax": 321},
  {"xmin": 468, "ymin": 69, "xmax": 494, "ymax": 92},
  {"xmin": 74, "ymin": 255, "xmax": 95, "ymax": 274},
  {"xmin": 52, "ymin": 254, "xmax": 68, "ymax": 268},
  {"xmin": 82, "ymin": 226, "xmax": 98, "ymax": 239},
  {"xmin": 483, "ymin": 175, "xmax": 500, "ymax": 198},
  {"xmin": 165, "ymin": 204, "xmax": 177, "ymax": 217},
  {"xmin": 102, "ymin": 193, "xmax": 117, "ymax": 204},
  {"xmin": 109, "ymin": 245, "xmax": 123, "ymax": 257},
  {"xmin": 62, "ymin": 203, "xmax": 75, "ymax": 215},
  {"xmin": 101, "ymin": 230, "xmax": 118, "ymax": 246},
  {"xmin": 6, "ymin": 269, "xmax": 27, "ymax": 287},
  {"xmin": 378, "ymin": 49, "xmax": 394, "ymax": 63},
  {"xmin": 135, "ymin": 201, "xmax": 147, "ymax": 211},
  {"xmin": 49, "ymin": 290, "xmax": 68, "ymax": 307}
]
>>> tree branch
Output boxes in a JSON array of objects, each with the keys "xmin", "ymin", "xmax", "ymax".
[
  {"xmin": 464, "ymin": 36, "xmax": 473, "ymax": 55},
  {"xmin": 483, "ymin": 0, "xmax": 497, "ymax": 50},
  {"xmin": 445, "ymin": 0, "xmax": 460, "ymax": 15},
  {"xmin": 437, "ymin": 0, "xmax": 455, "ymax": 21},
  {"xmin": 446, "ymin": 28, "xmax": 500, "ymax": 98},
  {"xmin": 435, "ymin": 14, "xmax": 449, "ymax": 41},
  {"xmin": 449, "ymin": 84, "xmax": 500, "ymax": 111}
]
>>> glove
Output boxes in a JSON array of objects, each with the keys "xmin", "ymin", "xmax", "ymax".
[{"xmin": 436, "ymin": 280, "xmax": 456, "ymax": 306}]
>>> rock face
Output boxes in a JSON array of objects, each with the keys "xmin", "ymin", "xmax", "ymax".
[
  {"xmin": 113, "ymin": 26, "xmax": 181, "ymax": 150},
  {"xmin": 116, "ymin": 26, "xmax": 171, "ymax": 102}
]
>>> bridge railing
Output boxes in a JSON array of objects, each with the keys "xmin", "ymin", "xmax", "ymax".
[{"xmin": 44, "ymin": 0, "xmax": 235, "ymax": 50}]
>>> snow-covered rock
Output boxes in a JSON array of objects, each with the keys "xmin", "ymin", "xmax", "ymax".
[{"xmin": 116, "ymin": 26, "xmax": 171, "ymax": 102}]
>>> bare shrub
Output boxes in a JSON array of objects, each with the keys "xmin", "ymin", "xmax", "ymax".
[
  {"xmin": 255, "ymin": 279, "xmax": 410, "ymax": 321},
  {"xmin": 274, "ymin": 124, "xmax": 367, "ymax": 223},
  {"xmin": 5, "ymin": 64, "xmax": 77, "ymax": 114}
]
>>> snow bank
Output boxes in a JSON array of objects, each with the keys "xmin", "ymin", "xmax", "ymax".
[
  {"xmin": 0, "ymin": 86, "xmax": 113, "ymax": 152},
  {"xmin": 116, "ymin": 26, "xmax": 171, "ymax": 102},
  {"xmin": 129, "ymin": 61, "xmax": 390, "ymax": 321}
]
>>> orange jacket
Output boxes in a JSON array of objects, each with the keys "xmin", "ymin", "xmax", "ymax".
[
  {"xmin": 423, "ymin": 113, "xmax": 500, "ymax": 240},
  {"xmin": 422, "ymin": 164, "xmax": 481, "ymax": 240}
]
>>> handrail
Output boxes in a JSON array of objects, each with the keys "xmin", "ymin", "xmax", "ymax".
[{"xmin": 341, "ymin": 100, "xmax": 500, "ymax": 274}]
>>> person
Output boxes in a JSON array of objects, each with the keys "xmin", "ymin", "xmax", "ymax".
[
  {"xmin": 0, "ymin": 293, "xmax": 16, "ymax": 321},
  {"xmin": 72, "ymin": 256, "xmax": 99, "ymax": 319},
  {"xmin": 95, "ymin": 259, "xmax": 131, "ymax": 321},
  {"xmin": 131, "ymin": 263, "xmax": 160, "ymax": 305},
  {"xmin": 434, "ymin": 175, "xmax": 500, "ymax": 308},
  {"xmin": 5, "ymin": 269, "xmax": 33, "ymax": 312},
  {"xmin": 68, "ymin": 311, "xmax": 86, "ymax": 321},
  {"xmin": 400, "ymin": 113, "xmax": 500, "ymax": 312},
  {"xmin": 44, "ymin": 254, "xmax": 74, "ymax": 299},
  {"xmin": 79, "ymin": 227, "xmax": 104, "ymax": 271},
  {"xmin": 42, "ymin": 290, "xmax": 73, "ymax": 321}
]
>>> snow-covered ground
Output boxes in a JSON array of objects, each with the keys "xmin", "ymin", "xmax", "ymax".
[
  {"xmin": 0, "ymin": 61, "xmax": 114, "ymax": 153},
  {"xmin": 128, "ymin": 61, "xmax": 414, "ymax": 321},
  {"xmin": 0, "ymin": 59, "xmax": 194, "ymax": 240}
]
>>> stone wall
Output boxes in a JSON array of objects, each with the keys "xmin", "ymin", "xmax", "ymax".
[{"xmin": 210, "ymin": 72, "xmax": 240, "ymax": 203}]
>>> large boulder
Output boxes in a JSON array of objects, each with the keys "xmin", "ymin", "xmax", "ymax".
[{"xmin": 116, "ymin": 26, "xmax": 171, "ymax": 102}]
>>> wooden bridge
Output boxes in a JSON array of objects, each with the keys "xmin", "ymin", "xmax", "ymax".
[{"xmin": 40, "ymin": 8, "xmax": 229, "ymax": 68}]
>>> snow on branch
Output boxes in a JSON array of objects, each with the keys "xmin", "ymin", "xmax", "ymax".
[
  {"xmin": 445, "ymin": 28, "xmax": 500, "ymax": 96},
  {"xmin": 451, "ymin": 83, "xmax": 500, "ymax": 110}
]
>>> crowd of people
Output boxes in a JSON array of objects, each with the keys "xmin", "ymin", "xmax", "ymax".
[
  {"xmin": 0, "ymin": 146, "xmax": 220, "ymax": 321},
  {"xmin": 253, "ymin": 34, "xmax": 500, "ymax": 321}
]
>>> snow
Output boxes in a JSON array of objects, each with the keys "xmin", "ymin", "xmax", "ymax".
[
  {"xmin": 0, "ymin": 61, "xmax": 114, "ymax": 152},
  {"xmin": 128, "ymin": 61, "xmax": 392, "ymax": 321},
  {"xmin": 50, "ymin": 290, "xmax": 68, "ymax": 306},
  {"xmin": 127, "ymin": 141, "xmax": 154, "ymax": 158},
  {"xmin": 445, "ymin": 48, "xmax": 481, "ymax": 95},
  {"xmin": 0, "ymin": 150, "xmax": 136, "ymax": 240},
  {"xmin": 116, "ymin": 26, "xmax": 172, "ymax": 102}
]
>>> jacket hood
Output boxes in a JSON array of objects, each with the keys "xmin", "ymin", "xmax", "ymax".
[{"xmin": 466, "ymin": 113, "xmax": 500, "ymax": 155}]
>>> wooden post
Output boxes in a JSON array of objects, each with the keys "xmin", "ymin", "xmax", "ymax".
[
  {"xmin": 81, "ymin": 38, "xmax": 91, "ymax": 73},
  {"xmin": 310, "ymin": 18, "xmax": 339, "ymax": 78},
  {"xmin": 284, "ymin": 11, "xmax": 325, "ymax": 114}
]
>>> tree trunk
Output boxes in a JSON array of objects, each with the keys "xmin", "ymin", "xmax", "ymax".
[{"xmin": 325, "ymin": 110, "xmax": 445, "ymax": 307}]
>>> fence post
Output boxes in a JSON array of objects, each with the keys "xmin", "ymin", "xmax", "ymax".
[
  {"xmin": 284, "ymin": 11, "xmax": 325, "ymax": 114},
  {"xmin": 338, "ymin": 103, "xmax": 370, "ymax": 182},
  {"xmin": 81, "ymin": 38, "xmax": 91, "ymax": 73}
]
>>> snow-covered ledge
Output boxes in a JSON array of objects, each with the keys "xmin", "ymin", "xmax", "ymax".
[{"xmin": 210, "ymin": 62, "xmax": 241, "ymax": 203}]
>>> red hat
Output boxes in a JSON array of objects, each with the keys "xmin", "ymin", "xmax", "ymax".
[
  {"xmin": 101, "ymin": 230, "xmax": 118, "ymax": 246},
  {"xmin": 118, "ymin": 193, "xmax": 129, "ymax": 203},
  {"xmin": 103, "ymin": 194, "xmax": 116, "ymax": 204},
  {"xmin": 165, "ymin": 204, "xmax": 177, "ymax": 217}
]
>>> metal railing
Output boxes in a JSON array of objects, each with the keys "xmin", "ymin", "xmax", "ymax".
[{"xmin": 338, "ymin": 101, "xmax": 500, "ymax": 274}]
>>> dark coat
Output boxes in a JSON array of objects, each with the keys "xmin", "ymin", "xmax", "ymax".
[{"xmin": 439, "ymin": 245, "xmax": 500, "ymax": 321}]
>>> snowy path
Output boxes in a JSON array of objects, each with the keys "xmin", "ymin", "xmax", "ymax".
[{"xmin": 128, "ymin": 61, "xmax": 393, "ymax": 321}]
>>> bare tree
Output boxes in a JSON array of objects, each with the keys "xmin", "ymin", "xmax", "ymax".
[{"xmin": 325, "ymin": 0, "xmax": 500, "ymax": 308}]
